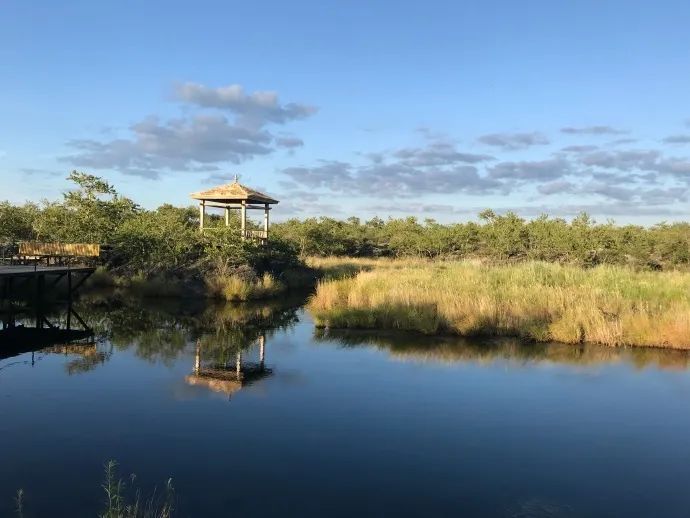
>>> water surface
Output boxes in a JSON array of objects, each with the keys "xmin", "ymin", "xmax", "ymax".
[{"xmin": 2, "ymin": 294, "xmax": 690, "ymax": 517}]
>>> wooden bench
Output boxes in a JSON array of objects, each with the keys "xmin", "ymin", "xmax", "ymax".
[{"xmin": 17, "ymin": 242, "xmax": 101, "ymax": 266}]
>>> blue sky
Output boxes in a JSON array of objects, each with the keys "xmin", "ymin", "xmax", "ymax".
[{"xmin": 2, "ymin": 0, "xmax": 690, "ymax": 223}]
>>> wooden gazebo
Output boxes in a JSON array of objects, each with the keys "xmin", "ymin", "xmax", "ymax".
[{"xmin": 190, "ymin": 176, "xmax": 279, "ymax": 241}]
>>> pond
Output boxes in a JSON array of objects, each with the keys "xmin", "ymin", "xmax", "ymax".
[{"xmin": 2, "ymin": 293, "xmax": 690, "ymax": 517}]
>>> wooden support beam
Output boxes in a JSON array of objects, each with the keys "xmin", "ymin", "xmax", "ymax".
[
  {"xmin": 70, "ymin": 307, "xmax": 89, "ymax": 331},
  {"xmin": 202, "ymin": 201, "xmax": 269, "ymax": 210},
  {"xmin": 199, "ymin": 201, "xmax": 206, "ymax": 231},
  {"xmin": 263, "ymin": 203, "xmax": 270, "ymax": 240},
  {"xmin": 240, "ymin": 201, "xmax": 247, "ymax": 240},
  {"xmin": 48, "ymin": 272, "xmax": 66, "ymax": 289},
  {"xmin": 68, "ymin": 270, "xmax": 93, "ymax": 297}
]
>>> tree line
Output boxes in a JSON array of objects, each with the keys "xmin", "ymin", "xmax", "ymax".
[
  {"xmin": 272, "ymin": 211, "xmax": 690, "ymax": 269},
  {"xmin": 1, "ymin": 172, "xmax": 689, "ymax": 271}
]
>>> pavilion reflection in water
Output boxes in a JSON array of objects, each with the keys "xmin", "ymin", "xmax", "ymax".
[{"xmin": 186, "ymin": 333, "xmax": 272, "ymax": 398}]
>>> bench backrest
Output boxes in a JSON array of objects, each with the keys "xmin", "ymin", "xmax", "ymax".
[{"xmin": 19, "ymin": 242, "xmax": 101, "ymax": 257}]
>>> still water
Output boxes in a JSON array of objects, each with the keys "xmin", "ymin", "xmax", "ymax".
[{"xmin": 3, "ymin": 294, "xmax": 690, "ymax": 517}]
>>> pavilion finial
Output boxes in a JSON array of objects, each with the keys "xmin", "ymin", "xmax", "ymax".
[{"xmin": 233, "ymin": 174, "xmax": 240, "ymax": 183}]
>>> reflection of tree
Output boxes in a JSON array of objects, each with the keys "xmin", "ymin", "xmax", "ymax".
[
  {"xmin": 42, "ymin": 343, "xmax": 113, "ymax": 375},
  {"xmin": 74, "ymin": 292, "xmax": 302, "ymax": 366},
  {"xmin": 196, "ymin": 301, "xmax": 298, "ymax": 361},
  {"xmin": 314, "ymin": 329, "xmax": 690, "ymax": 371}
]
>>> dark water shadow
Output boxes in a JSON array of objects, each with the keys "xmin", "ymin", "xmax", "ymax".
[{"xmin": 0, "ymin": 301, "xmax": 95, "ymax": 355}]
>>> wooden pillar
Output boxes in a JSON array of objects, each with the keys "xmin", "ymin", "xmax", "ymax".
[
  {"xmin": 236, "ymin": 350, "xmax": 242, "ymax": 377},
  {"xmin": 194, "ymin": 341, "xmax": 201, "ymax": 374},
  {"xmin": 225, "ymin": 207, "xmax": 230, "ymax": 226},
  {"xmin": 35, "ymin": 273, "xmax": 44, "ymax": 329},
  {"xmin": 263, "ymin": 204, "xmax": 269, "ymax": 240},
  {"xmin": 240, "ymin": 200, "xmax": 247, "ymax": 240},
  {"xmin": 67, "ymin": 272, "xmax": 72, "ymax": 330},
  {"xmin": 199, "ymin": 201, "xmax": 206, "ymax": 231}
]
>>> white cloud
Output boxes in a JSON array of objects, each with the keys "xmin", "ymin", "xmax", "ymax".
[{"xmin": 62, "ymin": 83, "xmax": 317, "ymax": 179}]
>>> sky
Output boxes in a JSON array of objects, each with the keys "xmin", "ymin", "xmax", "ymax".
[{"xmin": 1, "ymin": 0, "xmax": 690, "ymax": 224}]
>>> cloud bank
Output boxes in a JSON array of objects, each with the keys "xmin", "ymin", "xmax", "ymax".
[{"xmin": 61, "ymin": 82, "xmax": 317, "ymax": 179}]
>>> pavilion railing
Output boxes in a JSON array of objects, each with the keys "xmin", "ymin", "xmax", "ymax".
[
  {"xmin": 243, "ymin": 229, "xmax": 268, "ymax": 240},
  {"xmin": 200, "ymin": 228, "xmax": 268, "ymax": 241}
]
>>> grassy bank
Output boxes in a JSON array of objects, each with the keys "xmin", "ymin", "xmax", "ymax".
[
  {"xmin": 308, "ymin": 261, "xmax": 690, "ymax": 348},
  {"xmin": 85, "ymin": 264, "xmax": 305, "ymax": 302}
]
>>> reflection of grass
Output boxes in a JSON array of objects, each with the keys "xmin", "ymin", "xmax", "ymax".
[
  {"xmin": 14, "ymin": 461, "xmax": 175, "ymax": 517},
  {"xmin": 309, "ymin": 261, "xmax": 690, "ymax": 348},
  {"xmin": 315, "ymin": 328, "xmax": 690, "ymax": 370}
]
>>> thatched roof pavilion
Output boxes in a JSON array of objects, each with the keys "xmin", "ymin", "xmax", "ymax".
[{"xmin": 190, "ymin": 176, "xmax": 279, "ymax": 241}]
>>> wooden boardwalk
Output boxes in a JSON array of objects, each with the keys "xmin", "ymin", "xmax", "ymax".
[
  {"xmin": 0, "ymin": 265, "xmax": 95, "ymax": 300},
  {"xmin": 0, "ymin": 265, "xmax": 95, "ymax": 278}
]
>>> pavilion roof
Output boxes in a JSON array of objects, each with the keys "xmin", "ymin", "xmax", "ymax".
[{"xmin": 190, "ymin": 178, "xmax": 279, "ymax": 205}]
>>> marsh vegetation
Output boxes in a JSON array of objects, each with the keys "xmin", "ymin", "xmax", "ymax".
[{"xmin": 309, "ymin": 260, "xmax": 690, "ymax": 348}]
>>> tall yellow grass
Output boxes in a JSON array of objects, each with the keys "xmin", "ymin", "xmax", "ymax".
[
  {"xmin": 308, "ymin": 261, "xmax": 690, "ymax": 348},
  {"xmin": 206, "ymin": 272, "xmax": 285, "ymax": 301},
  {"xmin": 306, "ymin": 256, "xmax": 437, "ymax": 280}
]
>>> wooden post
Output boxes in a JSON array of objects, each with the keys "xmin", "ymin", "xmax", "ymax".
[
  {"xmin": 199, "ymin": 201, "xmax": 206, "ymax": 231},
  {"xmin": 263, "ymin": 204, "xmax": 269, "ymax": 240},
  {"xmin": 240, "ymin": 201, "xmax": 247, "ymax": 240},
  {"xmin": 236, "ymin": 350, "xmax": 242, "ymax": 377},
  {"xmin": 225, "ymin": 207, "xmax": 230, "ymax": 226},
  {"xmin": 67, "ymin": 271, "xmax": 72, "ymax": 330},
  {"xmin": 194, "ymin": 341, "xmax": 201, "ymax": 374}
]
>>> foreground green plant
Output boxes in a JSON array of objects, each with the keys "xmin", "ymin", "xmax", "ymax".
[
  {"xmin": 309, "ymin": 261, "xmax": 690, "ymax": 348},
  {"xmin": 14, "ymin": 489, "xmax": 23, "ymax": 518},
  {"xmin": 14, "ymin": 461, "xmax": 175, "ymax": 517},
  {"xmin": 101, "ymin": 460, "xmax": 175, "ymax": 518}
]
